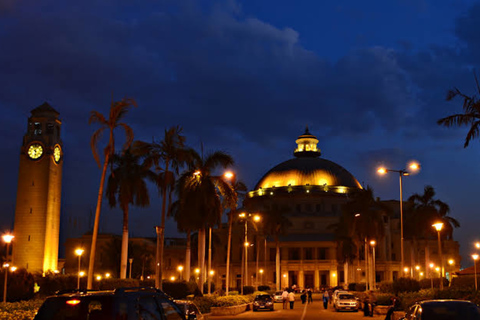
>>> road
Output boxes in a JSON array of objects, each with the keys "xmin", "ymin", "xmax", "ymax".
[{"xmin": 210, "ymin": 301, "xmax": 386, "ymax": 320}]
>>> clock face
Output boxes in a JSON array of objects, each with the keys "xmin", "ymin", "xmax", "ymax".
[
  {"xmin": 27, "ymin": 143, "xmax": 43, "ymax": 160},
  {"xmin": 54, "ymin": 146, "xmax": 61, "ymax": 163}
]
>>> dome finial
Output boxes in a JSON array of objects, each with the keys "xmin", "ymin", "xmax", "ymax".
[{"xmin": 294, "ymin": 127, "xmax": 321, "ymax": 158}]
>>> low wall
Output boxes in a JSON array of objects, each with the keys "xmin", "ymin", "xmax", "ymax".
[{"xmin": 210, "ymin": 303, "xmax": 251, "ymax": 316}]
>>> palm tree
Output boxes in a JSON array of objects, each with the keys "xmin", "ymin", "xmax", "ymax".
[
  {"xmin": 174, "ymin": 149, "xmax": 235, "ymax": 293},
  {"xmin": 133, "ymin": 126, "xmax": 187, "ymax": 289},
  {"xmin": 225, "ymin": 180, "xmax": 247, "ymax": 295},
  {"xmin": 105, "ymin": 148, "xmax": 156, "ymax": 278},
  {"xmin": 340, "ymin": 187, "xmax": 391, "ymax": 286},
  {"xmin": 87, "ymin": 97, "xmax": 137, "ymax": 289},
  {"xmin": 438, "ymin": 75, "xmax": 480, "ymax": 147},
  {"xmin": 259, "ymin": 205, "xmax": 292, "ymax": 291},
  {"xmin": 407, "ymin": 185, "xmax": 460, "ymax": 240}
]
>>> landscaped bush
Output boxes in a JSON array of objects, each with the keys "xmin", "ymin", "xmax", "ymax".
[
  {"xmin": 242, "ymin": 286, "xmax": 254, "ymax": 295},
  {"xmin": 451, "ymin": 275, "xmax": 475, "ymax": 289},
  {"xmin": 193, "ymin": 293, "xmax": 255, "ymax": 313},
  {"xmin": 373, "ymin": 292, "xmax": 394, "ymax": 305},
  {"xmin": 257, "ymin": 285, "xmax": 270, "ymax": 291},
  {"xmin": 350, "ymin": 282, "xmax": 366, "ymax": 292},
  {"xmin": 203, "ymin": 282, "xmax": 215, "ymax": 293},
  {"xmin": 162, "ymin": 281, "xmax": 190, "ymax": 299},
  {"xmin": 36, "ymin": 274, "xmax": 77, "ymax": 296},
  {"xmin": 419, "ymin": 277, "xmax": 447, "ymax": 289},
  {"xmin": 227, "ymin": 290, "xmax": 239, "ymax": 295},
  {"xmin": 2, "ymin": 269, "xmax": 35, "ymax": 301},
  {"xmin": 377, "ymin": 281, "xmax": 394, "ymax": 293},
  {"xmin": 392, "ymin": 277, "xmax": 420, "ymax": 293},
  {"xmin": 0, "ymin": 299, "xmax": 44, "ymax": 320},
  {"xmin": 96, "ymin": 278, "xmax": 140, "ymax": 290}
]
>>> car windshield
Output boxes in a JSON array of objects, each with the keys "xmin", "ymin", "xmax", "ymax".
[
  {"xmin": 275, "ymin": 291, "xmax": 282, "ymax": 295},
  {"xmin": 256, "ymin": 295, "xmax": 271, "ymax": 300},
  {"xmin": 339, "ymin": 294, "xmax": 355, "ymax": 300},
  {"xmin": 34, "ymin": 296, "xmax": 115, "ymax": 320},
  {"xmin": 422, "ymin": 302, "xmax": 480, "ymax": 320}
]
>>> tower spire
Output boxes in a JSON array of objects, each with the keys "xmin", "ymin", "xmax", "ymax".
[{"xmin": 294, "ymin": 127, "xmax": 321, "ymax": 158}]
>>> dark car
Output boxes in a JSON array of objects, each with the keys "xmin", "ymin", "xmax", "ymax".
[
  {"xmin": 253, "ymin": 294, "xmax": 274, "ymax": 311},
  {"xmin": 401, "ymin": 300, "xmax": 480, "ymax": 320},
  {"xmin": 174, "ymin": 300, "xmax": 204, "ymax": 320},
  {"xmin": 33, "ymin": 287, "xmax": 185, "ymax": 320}
]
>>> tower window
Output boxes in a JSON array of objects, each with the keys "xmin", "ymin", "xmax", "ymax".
[
  {"xmin": 34, "ymin": 122, "xmax": 42, "ymax": 135},
  {"xmin": 28, "ymin": 235, "xmax": 30, "ymax": 241},
  {"xmin": 47, "ymin": 123, "xmax": 54, "ymax": 134},
  {"xmin": 29, "ymin": 208, "xmax": 32, "ymax": 214}
]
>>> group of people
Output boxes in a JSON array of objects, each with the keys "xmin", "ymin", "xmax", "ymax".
[
  {"xmin": 300, "ymin": 288, "xmax": 313, "ymax": 304},
  {"xmin": 281, "ymin": 288, "xmax": 296, "ymax": 309}
]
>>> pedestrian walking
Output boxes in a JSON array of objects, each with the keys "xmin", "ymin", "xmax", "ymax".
[
  {"xmin": 363, "ymin": 296, "xmax": 370, "ymax": 317},
  {"xmin": 288, "ymin": 290, "xmax": 295, "ymax": 309},
  {"xmin": 282, "ymin": 288, "xmax": 289, "ymax": 309},
  {"xmin": 384, "ymin": 296, "xmax": 398, "ymax": 320},
  {"xmin": 322, "ymin": 290, "xmax": 329, "ymax": 309},
  {"xmin": 307, "ymin": 288, "xmax": 313, "ymax": 304},
  {"xmin": 301, "ymin": 290, "xmax": 306, "ymax": 304}
]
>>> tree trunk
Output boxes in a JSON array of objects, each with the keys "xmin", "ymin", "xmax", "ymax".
[
  {"xmin": 120, "ymin": 205, "xmax": 129, "ymax": 279},
  {"xmin": 208, "ymin": 227, "xmax": 212, "ymax": 294},
  {"xmin": 87, "ymin": 153, "xmax": 110, "ymax": 289},
  {"xmin": 156, "ymin": 161, "xmax": 170, "ymax": 290},
  {"xmin": 275, "ymin": 236, "xmax": 280, "ymax": 291},
  {"xmin": 226, "ymin": 213, "xmax": 233, "ymax": 295},
  {"xmin": 198, "ymin": 228, "xmax": 206, "ymax": 294},
  {"xmin": 185, "ymin": 230, "xmax": 191, "ymax": 282}
]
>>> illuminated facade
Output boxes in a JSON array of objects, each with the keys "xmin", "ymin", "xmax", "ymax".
[
  {"xmin": 13, "ymin": 103, "xmax": 63, "ymax": 273},
  {"xmin": 212, "ymin": 128, "xmax": 460, "ymax": 291}
]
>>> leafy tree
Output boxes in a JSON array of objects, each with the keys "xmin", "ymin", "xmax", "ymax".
[
  {"xmin": 105, "ymin": 149, "xmax": 156, "ymax": 278},
  {"xmin": 438, "ymin": 74, "xmax": 480, "ymax": 147},
  {"xmin": 87, "ymin": 97, "xmax": 137, "ymax": 289},
  {"xmin": 133, "ymin": 126, "xmax": 187, "ymax": 289}
]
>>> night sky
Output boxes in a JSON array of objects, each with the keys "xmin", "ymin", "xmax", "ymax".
[{"xmin": 1, "ymin": 0, "xmax": 480, "ymax": 267}]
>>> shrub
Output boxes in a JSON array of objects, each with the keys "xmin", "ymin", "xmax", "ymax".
[
  {"xmin": 419, "ymin": 278, "xmax": 447, "ymax": 289},
  {"xmin": 392, "ymin": 277, "xmax": 420, "ymax": 293},
  {"xmin": 257, "ymin": 285, "xmax": 270, "ymax": 291},
  {"xmin": 354, "ymin": 282, "xmax": 366, "ymax": 292},
  {"xmin": 162, "ymin": 281, "xmax": 190, "ymax": 299},
  {"xmin": 377, "ymin": 281, "xmax": 394, "ymax": 293},
  {"xmin": 2, "ymin": 269, "xmax": 35, "ymax": 301},
  {"xmin": 228, "ymin": 290, "xmax": 239, "ymax": 295},
  {"xmin": 243, "ymin": 286, "xmax": 254, "ymax": 295},
  {"xmin": 0, "ymin": 299, "xmax": 45, "ymax": 319}
]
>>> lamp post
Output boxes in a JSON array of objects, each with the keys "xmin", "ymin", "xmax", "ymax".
[
  {"xmin": 259, "ymin": 269, "xmax": 264, "ymax": 284},
  {"xmin": 238, "ymin": 212, "xmax": 261, "ymax": 294},
  {"xmin": 432, "ymin": 222, "xmax": 444, "ymax": 289},
  {"xmin": 224, "ymin": 171, "xmax": 235, "ymax": 296},
  {"xmin": 129, "ymin": 258, "xmax": 133, "ymax": 279},
  {"xmin": 178, "ymin": 265, "xmax": 184, "ymax": 281},
  {"xmin": 448, "ymin": 259, "xmax": 454, "ymax": 285},
  {"xmin": 377, "ymin": 162, "xmax": 420, "ymax": 274},
  {"xmin": 2, "ymin": 234, "xmax": 13, "ymax": 304},
  {"xmin": 473, "ymin": 254, "xmax": 479, "ymax": 290},
  {"xmin": 429, "ymin": 263, "xmax": 434, "ymax": 289},
  {"xmin": 370, "ymin": 240, "xmax": 376, "ymax": 290},
  {"xmin": 75, "ymin": 248, "xmax": 84, "ymax": 290}
]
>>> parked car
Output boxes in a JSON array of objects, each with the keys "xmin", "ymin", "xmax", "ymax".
[
  {"xmin": 33, "ymin": 287, "xmax": 184, "ymax": 320},
  {"xmin": 332, "ymin": 290, "xmax": 349, "ymax": 306},
  {"xmin": 333, "ymin": 293, "xmax": 359, "ymax": 312},
  {"xmin": 401, "ymin": 300, "xmax": 480, "ymax": 320},
  {"xmin": 253, "ymin": 294, "xmax": 274, "ymax": 311},
  {"xmin": 273, "ymin": 291, "xmax": 283, "ymax": 303},
  {"xmin": 174, "ymin": 300, "xmax": 204, "ymax": 320}
]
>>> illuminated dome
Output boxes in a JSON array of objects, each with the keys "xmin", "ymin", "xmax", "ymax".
[{"xmin": 252, "ymin": 128, "xmax": 362, "ymax": 191}]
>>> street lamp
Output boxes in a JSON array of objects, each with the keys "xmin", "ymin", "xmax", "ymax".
[
  {"xmin": 432, "ymin": 222, "xmax": 444, "ymax": 289},
  {"xmin": 129, "ymin": 258, "xmax": 133, "ymax": 279},
  {"xmin": 429, "ymin": 263, "xmax": 435, "ymax": 289},
  {"xmin": 177, "ymin": 265, "xmax": 184, "ymax": 281},
  {"xmin": 415, "ymin": 265, "xmax": 420, "ymax": 280},
  {"xmin": 473, "ymin": 254, "xmax": 479, "ymax": 290},
  {"xmin": 238, "ymin": 212, "xmax": 261, "ymax": 294},
  {"xmin": 259, "ymin": 269, "xmax": 264, "ymax": 284},
  {"xmin": 2, "ymin": 234, "xmax": 14, "ymax": 303},
  {"xmin": 377, "ymin": 162, "xmax": 420, "ymax": 274},
  {"xmin": 75, "ymin": 248, "xmax": 84, "ymax": 290},
  {"xmin": 370, "ymin": 240, "xmax": 376, "ymax": 290}
]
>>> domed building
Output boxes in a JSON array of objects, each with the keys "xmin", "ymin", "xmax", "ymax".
[
  {"xmin": 243, "ymin": 127, "xmax": 368, "ymax": 290},
  {"xmin": 211, "ymin": 128, "xmax": 460, "ymax": 292}
]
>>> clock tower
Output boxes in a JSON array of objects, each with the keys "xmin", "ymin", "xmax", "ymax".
[{"xmin": 13, "ymin": 102, "xmax": 63, "ymax": 273}]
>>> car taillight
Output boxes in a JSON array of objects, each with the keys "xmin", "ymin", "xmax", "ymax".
[{"xmin": 66, "ymin": 299, "xmax": 81, "ymax": 305}]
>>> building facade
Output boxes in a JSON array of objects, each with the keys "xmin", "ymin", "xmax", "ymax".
[
  {"xmin": 13, "ymin": 102, "xmax": 63, "ymax": 273},
  {"xmin": 211, "ymin": 128, "xmax": 460, "ymax": 291}
]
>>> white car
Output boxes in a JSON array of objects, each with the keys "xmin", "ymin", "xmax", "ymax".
[
  {"xmin": 333, "ymin": 292, "xmax": 359, "ymax": 312},
  {"xmin": 273, "ymin": 291, "xmax": 283, "ymax": 303}
]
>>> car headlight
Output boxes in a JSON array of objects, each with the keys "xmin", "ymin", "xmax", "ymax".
[
  {"xmin": 254, "ymin": 302, "xmax": 259, "ymax": 305},
  {"xmin": 267, "ymin": 301, "xmax": 273, "ymax": 305}
]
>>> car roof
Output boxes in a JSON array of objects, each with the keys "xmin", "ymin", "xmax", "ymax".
[
  {"xmin": 419, "ymin": 300, "xmax": 476, "ymax": 305},
  {"xmin": 52, "ymin": 287, "xmax": 172, "ymax": 299}
]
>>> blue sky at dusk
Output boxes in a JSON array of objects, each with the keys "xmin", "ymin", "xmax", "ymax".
[{"xmin": 1, "ymin": 0, "xmax": 480, "ymax": 266}]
